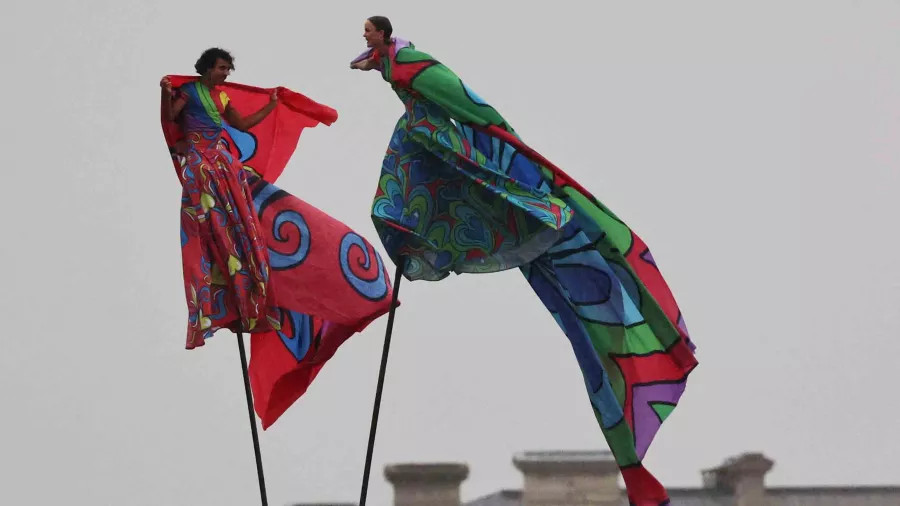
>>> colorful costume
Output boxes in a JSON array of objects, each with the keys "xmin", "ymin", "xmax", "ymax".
[
  {"xmin": 352, "ymin": 40, "xmax": 697, "ymax": 505},
  {"xmin": 172, "ymin": 80, "xmax": 274, "ymax": 345},
  {"xmin": 161, "ymin": 76, "xmax": 394, "ymax": 427}
]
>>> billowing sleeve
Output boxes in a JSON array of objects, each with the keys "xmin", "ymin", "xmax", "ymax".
[{"xmin": 393, "ymin": 46, "xmax": 514, "ymax": 134}]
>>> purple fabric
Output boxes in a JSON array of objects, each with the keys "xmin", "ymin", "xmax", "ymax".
[
  {"xmin": 631, "ymin": 380, "xmax": 687, "ymax": 458},
  {"xmin": 350, "ymin": 37, "xmax": 411, "ymax": 66}
]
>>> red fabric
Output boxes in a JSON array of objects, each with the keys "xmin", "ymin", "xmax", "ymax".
[
  {"xmin": 249, "ymin": 309, "xmax": 388, "ymax": 429},
  {"xmin": 244, "ymin": 177, "xmax": 397, "ymax": 428},
  {"xmin": 176, "ymin": 130, "xmax": 272, "ymax": 349},
  {"xmin": 161, "ymin": 77, "xmax": 394, "ymax": 428},
  {"xmin": 621, "ymin": 466, "xmax": 670, "ymax": 506},
  {"xmin": 161, "ymin": 75, "xmax": 338, "ymax": 183}
]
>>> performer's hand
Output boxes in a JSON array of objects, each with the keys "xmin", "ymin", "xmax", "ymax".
[
  {"xmin": 160, "ymin": 76, "xmax": 172, "ymax": 92},
  {"xmin": 351, "ymin": 58, "xmax": 373, "ymax": 71},
  {"xmin": 269, "ymin": 90, "xmax": 278, "ymax": 104}
]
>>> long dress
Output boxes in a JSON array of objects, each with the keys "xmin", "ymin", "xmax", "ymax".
[
  {"xmin": 164, "ymin": 77, "xmax": 395, "ymax": 428},
  {"xmin": 177, "ymin": 81, "xmax": 271, "ymax": 349},
  {"xmin": 353, "ymin": 39, "xmax": 697, "ymax": 505},
  {"xmin": 174, "ymin": 81, "xmax": 274, "ymax": 347}
]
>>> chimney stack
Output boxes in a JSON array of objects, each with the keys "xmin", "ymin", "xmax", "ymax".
[
  {"xmin": 513, "ymin": 450, "xmax": 622, "ymax": 506},
  {"xmin": 702, "ymin": 453, "xmax": 774, "ymax": 506},
  {"xmin": 384, "ymin": 462, "xmax": 469, "ymax": 506}
]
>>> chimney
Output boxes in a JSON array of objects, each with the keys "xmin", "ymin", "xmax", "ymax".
[
  {"xmin": 702, "ymin": 453, "xmax": 774, "ymax": 506},
  {"xmin": 513, "ymin": 450, "xmax": 622, "ymax": 506},
  {"xmin": 384, "ymin": 462, "xmax": 469, "ymax": 506}
]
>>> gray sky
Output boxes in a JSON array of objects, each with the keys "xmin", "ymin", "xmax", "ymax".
[{"xmin": 2, "ymin": 1, "xmax": 899, "ymax": 505}]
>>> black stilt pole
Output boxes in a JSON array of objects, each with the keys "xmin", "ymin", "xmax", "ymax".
[
  {"xmin": 237, "ymin": 331, "xmax": 268, "ymax": 506},
  {"xmin": 358, "ymin": 259, "xmax": 406, "ymax": 506}
]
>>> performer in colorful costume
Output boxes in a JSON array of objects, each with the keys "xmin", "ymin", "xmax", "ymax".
[
  {"xmin": 351, "ymin": 18, "xmax": 697, "ymax": 506},
  {"xmin": 162, "ymin": 48, "xmax": 394, "ymax": 428}
]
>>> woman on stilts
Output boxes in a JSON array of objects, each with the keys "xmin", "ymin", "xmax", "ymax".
[{"xmin": 350, "ymin": 16, "xmax": 698, "ymax": 506}]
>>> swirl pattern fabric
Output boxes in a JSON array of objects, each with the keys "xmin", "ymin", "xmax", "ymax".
[
  {"xmin": 355, "ymin": 42, "xmax": 697, "ymax": 505},
  {"xmin": 161, "ymin": 76, "xmax": 394, "ymax": 428},
  {"xmin": 245, "ymin": 174, "xmax": 394, "ymax": 428}
]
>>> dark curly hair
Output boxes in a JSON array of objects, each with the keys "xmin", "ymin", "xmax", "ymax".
[
  {"xmin": 194, "ymin": 47, "xmax": 235, "ymax": 75},
  {"xmin": 367, "ymin": 16, "xmax": 393, "ymax": 40}
]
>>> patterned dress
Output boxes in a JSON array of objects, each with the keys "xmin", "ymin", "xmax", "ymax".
[
  {"xmin": 354, "ymin": 39, "xmax": 699, "ymax": 506},
  {"xmin": 366, "ymin": 45, "xmax": 572, "ymax": 281},
  {"xmin": 174, "ymin": 81, "xmax": 273, "ymax": 348}
]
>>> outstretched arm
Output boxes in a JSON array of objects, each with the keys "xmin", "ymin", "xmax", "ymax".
[
  {"xmin": 350, "ymin": 57, "xmax": 378, "ymax": 71},
  {"xmin": 160, "ymin": 77, "xmax": 186, "ymax": 121},
  {"xmin": 224, "ymin": 90, "xmax": 278, "ymax": 131}
]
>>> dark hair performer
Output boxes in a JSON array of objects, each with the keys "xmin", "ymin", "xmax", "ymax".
[{"xmin": 160, "ymin": 47, "xmax": 396, "ymax": 505}]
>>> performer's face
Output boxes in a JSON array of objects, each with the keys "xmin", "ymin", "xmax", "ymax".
[
  {"xmin": 208, "ymin": 58, "xmax": 232, "ymax": 85},
  {"xmin": 363, "ymin": 20, "xmax": 383, "ymax": 47}
]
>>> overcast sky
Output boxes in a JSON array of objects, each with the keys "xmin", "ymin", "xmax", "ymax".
[{"xmin": 1, "ymin": 1, "xmax": 899, "ymax": 505}]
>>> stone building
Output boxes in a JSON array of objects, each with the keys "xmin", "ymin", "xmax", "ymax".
[{"xmin": 294, "ymin": 450, "xmax": 900, "ymax": 506}]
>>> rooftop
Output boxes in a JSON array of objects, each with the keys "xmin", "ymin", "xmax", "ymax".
[{"xmin": 293, "ymin": 450, "xmax": 900, "ymax": 506}]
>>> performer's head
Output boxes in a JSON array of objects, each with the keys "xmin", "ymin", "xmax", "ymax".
[
  {"xmin": 195, "ymin": 47, "xmax": 234, "ymax": 86},
  {"xmin": 364, "ymin": 16, "xmax": 392, "ymax": 48}
]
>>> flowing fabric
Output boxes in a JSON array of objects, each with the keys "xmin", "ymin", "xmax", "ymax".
[
  {"xmin": 161, "ymin": 76, "xmax": 394, "ymax": 428},
  {"xmin": 352, "ymin": 42, "xmax": 697, "ymax": 505}
]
